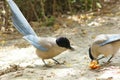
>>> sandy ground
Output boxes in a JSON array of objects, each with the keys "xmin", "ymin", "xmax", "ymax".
[{"xmin": 0, "ymin": 15, "xmax": 120, "ymax": 80}]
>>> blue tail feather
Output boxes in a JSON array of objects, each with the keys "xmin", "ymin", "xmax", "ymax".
[
  {"xmin": 8, "ymin": 0, "xmax": 36, "ymax": 36},
  {"xmin": 23, "ymin": 35, "xmax": 48, "ymax": 51},
  {"xmin": 7, "ymin": 0, "xmax": 48, "ymax": 51}
]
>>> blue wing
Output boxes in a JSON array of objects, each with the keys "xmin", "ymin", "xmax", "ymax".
[
  {"xmin": 23, "ymin": 35, "xmax": 47, "ymax": 51},
  {"xmin": 100, "ymin": 34, "xmax": 120, "ymax": 46},
  {"xmin": 7, "ymin": 0, "xmax": 47, "ymax": 51}
]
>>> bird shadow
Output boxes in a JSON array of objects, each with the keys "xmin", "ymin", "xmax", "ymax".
[{"xmin": 32, "ymin": 63, "xmax": 72, "ymax": 70}]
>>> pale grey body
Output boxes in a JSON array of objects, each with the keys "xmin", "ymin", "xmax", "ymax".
[
  {"xmin": 7, "ymin": 0, "xmax": 73, "ymax": 66},
  {"xmin": 90, "ymin": 34, "xmax": 120, "ymax": 61},
  {"xmin": 36, "ymin": 37, "xmax": 67, "ymax": 59}
]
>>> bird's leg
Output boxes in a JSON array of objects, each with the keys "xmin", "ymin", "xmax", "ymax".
[
  {"xmin": 97, "ymin": 56, "xmax": 105, "ymax": 60},
  {"xmin": 52, "ymin": 58, "xmax": 60, "ymax": 64},
  {"xmin": 42, "ymin": 59, "xmax": 51, "ymax": 67},
  {"xmin": 107, "ymin": 55, "xmax": 114, "ymax": 62},
  {"xmin": 96, "ymin": 56, "xmax": 105, "ymax": 64}
]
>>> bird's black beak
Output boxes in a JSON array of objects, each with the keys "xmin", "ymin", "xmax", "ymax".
[{"xmin": 69, "ymin": 46, "xmax": 75, "ymax": 51}]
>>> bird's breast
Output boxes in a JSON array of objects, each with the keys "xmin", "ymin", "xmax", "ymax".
[{"xmin": 35, "ymin": 46, "xmax": 67, "ymax": 59}]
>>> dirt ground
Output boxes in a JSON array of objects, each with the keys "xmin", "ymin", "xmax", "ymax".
[{"xmin": 1, "ymin": 5, "xmax": 120, "ymax": 80}]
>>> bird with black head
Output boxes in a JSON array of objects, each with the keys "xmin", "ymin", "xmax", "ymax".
[{"xmin": 7, "ymin": 0, "xmax": 74, "ymax": 67}]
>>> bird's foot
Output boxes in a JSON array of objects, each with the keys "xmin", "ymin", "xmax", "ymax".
[
  {"xmin": 42, "ymin": 59, "xmax": 52, "ymax": 67},
  {"xmin": 106, "ymin": 60, "xmax": 112, "ymax": 64},
  {"xmin": 102, "ymin": 60, "xmax": 112, "ymax": 65},
  {"xmin": 52, "ymin": 58, "xmax": 61, "ymax": 65}
]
